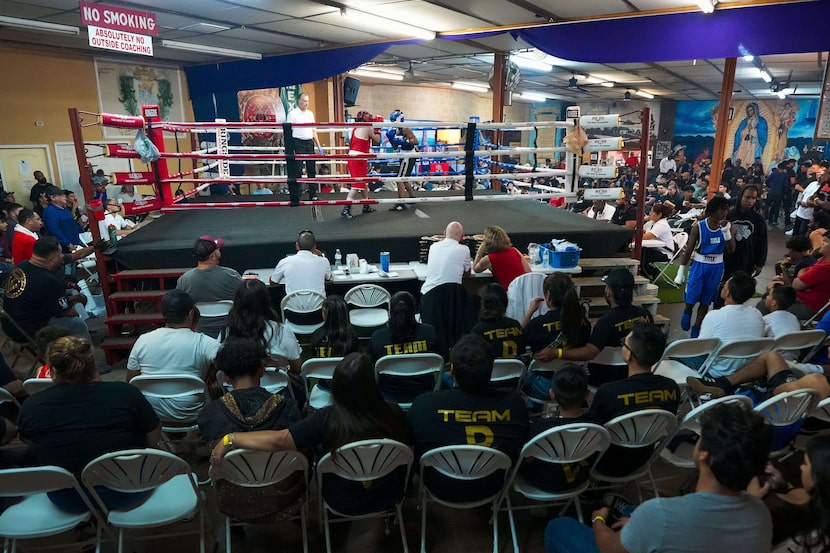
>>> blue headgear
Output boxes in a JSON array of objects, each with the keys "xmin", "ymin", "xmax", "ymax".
[{"xmin": 390, "ymin": 110, "xmax": 404, "ymax": 123}]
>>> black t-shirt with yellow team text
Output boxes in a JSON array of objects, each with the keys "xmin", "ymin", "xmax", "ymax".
[
  {"xmin": 471, "ymin": 316, "xmax": 525, "ymax": 358},
  {"xmin": 370, "ymin": 324, "xmax": 439, "ymax": 404}
]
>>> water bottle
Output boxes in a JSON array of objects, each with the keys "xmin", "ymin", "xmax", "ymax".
[
  {"xmin": 107, "ymin": 224, "xmax": 118, "ymax": 244},
  {"xmin": 334, "ymin": 248, "xmax": 342, "ymax": 269}
]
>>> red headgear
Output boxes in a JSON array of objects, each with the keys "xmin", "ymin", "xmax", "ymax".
[{"xmin": 355, "ymin": 111, "xmax": 373, "ymax": 122}]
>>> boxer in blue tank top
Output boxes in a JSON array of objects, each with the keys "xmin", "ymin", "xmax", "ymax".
[{"xmin": 674, "ymin": 196, "xmax": 735, "ymax": 337}]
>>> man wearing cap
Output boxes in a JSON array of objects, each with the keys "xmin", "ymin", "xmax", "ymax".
[
  {"xmin": 386, "ymin": 110, "xmax": 419, "ymax": 212},
  {"xmin": 176, "ymin": 236, "xmax": 242, "ymax": 338},
  {"xmin": 127, "ymin": 289, "xmax": 222, "ymax": 421},
  {"xmin": 270, "ymin": 229, "xmax": 331, "ymax": 295},
  {"xmin": 42, "ymin": 187, "xmax": 83, "ymax": 252},
  {"xmin": 536, "ymin": 268, "xmax": 652, "ymax": 387}
]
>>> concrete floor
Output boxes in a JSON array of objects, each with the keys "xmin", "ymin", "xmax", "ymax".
[{"xmin": 2, "ymin": 223, "xmax": 791, "ymax": 553}]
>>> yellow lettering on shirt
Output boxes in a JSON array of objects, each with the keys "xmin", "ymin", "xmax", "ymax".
[
  {"xmin": 483, "ymin": 328, "xmax": 522, "ymax": 339},
  {"xmin": 465, "ymin": 425, "xmax": 494, "ymax": 446},
  {"xmin": 502, "ymin": 340, "xmax": 518, "ymax": 358},
  {"xmin": 435, "ymin": 409, "xmax": 512, "ymax": 423},
  {"xmin": 613, "ymin": 316, "xmax": 651, "ymax": 332},
  {"xmin": 383, "ymin": 340, "xmax": 429, "ymax": 356},
  {"xmin": 543, "ymin": 321, "xmax": 563, "ymax": 333},
  {"xmin": 617, "ymin": 389, "xmax": 678, "ymax": 405}
]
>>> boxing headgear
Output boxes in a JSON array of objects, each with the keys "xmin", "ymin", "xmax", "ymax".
[
  {"xmin": 355, "ymin": 111, "xmax": 373, "ymax": 122},
  {"xmin": 390, "ymin": 110, "xmax": 404, "ymax": 123}
]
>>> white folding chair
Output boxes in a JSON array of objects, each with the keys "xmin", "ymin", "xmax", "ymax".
[
  {"xmin": 301, "ymin": 357, "xmax": 343, "ymax": 410},
  {"xmin": 209, "ymin": 449, "xmax": 309, "ymax": 553},
  {"xmin": 590, "ymin": 410, "xmax": 677, "ymax": 502},
  {"xmin": 700, "ymin": 338, "xmax": 776, "ymax": 378},
  {"xmin": 129, "ymin": 374, "xmax": 206, "ymax": 435},
  {"xmin": 502, "ymin": 423, "xmax": 611, "ymax": 552},
  {"xmin": 420, "ymin": 445, "xmax": 512, "ymax": 553},
  {"xmin": 589, "ymin": 347, "xmax": 628, "ymax": 389},
  {"xmin": 21, "ymin": 378, "xmax": 55, "ymax": 396},
  {"xmin": 194, "ymin": 300, "xmax": 233, "ymax": 338},
  {"xmin": 652, "ymin": 337, "xmax": 721, "ymax": 387},
  {"xmin": 773, "ymin": 330, "xmax": 827, "ymax": 363},
  {"xmin": 0, "ymin": 466, "xmax": 102, "ymax": 553},
  {"xmin": 490, "ymin": 359, "xmax": 526, "ymax": 391},
  {"xmin": 660, "ymin": 395, "xmax": 753, "ymax": 469},
  {"xmin": 344, "ymin": 284, "xmax": 391, "ymax": 330},
  {"xmin": 755, "ymin": 389, "xmax": 822, "ymax": 458},
  {"xmin": 809, "ymin": 396, "xmax": 830, "ymax": 424},
  {"xmin": 82, "ymin": 448, "xmax": 206, "ymax": 553},
  {"xmin": 375, "ymin": 353, "xmax": 445, "ymax": 409},
  {"xmin": 653, "ymin": 231, "xmax": 688, "ymax": 288},
  {"xmin": 317, "ymin": 439, "xmax": 413, "ymax": 553},
  {"xmin": 280, "ymin": 290, "xmax": 326, "ymax": 339},
  {"xmin": 506, "ymin": 272, "xmax": 548, "ymax": 322}
]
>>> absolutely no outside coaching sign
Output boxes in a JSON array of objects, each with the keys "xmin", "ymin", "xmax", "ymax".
[{"xmin": 80, "ymin": 0, "xmax": 157, "ymax": 56}]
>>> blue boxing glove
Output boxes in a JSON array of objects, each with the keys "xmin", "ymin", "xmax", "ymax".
[
  {"xmin": 385, "ymin": 128, "xmax": 397, "ymax": 144},
  {"xmin": 392, "ymin": 135, "xmax": 407, "ymax": 148}
]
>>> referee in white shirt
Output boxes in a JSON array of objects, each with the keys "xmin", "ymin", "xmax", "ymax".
[{"xmin": 286, "ymin": 93, "xmax": 322, "ymax": 205}]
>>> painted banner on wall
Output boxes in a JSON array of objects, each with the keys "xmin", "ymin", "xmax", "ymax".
[
  {"xmin": 95, "ymin": 58, "xmax": 185, "ymax": 138},
  {"xmin": 674, "ymin": 98, "xmax": 826, "ymax": 171}
]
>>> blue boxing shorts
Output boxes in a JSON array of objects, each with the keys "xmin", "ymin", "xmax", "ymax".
[{"xmin": 685, "ymin": 261, "xmax": 724, "ymax": 306}]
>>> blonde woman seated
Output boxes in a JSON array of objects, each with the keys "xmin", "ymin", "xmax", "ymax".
[{"xmin": 473, "ymin": 225, "xmax": 531, "ymax": 289}]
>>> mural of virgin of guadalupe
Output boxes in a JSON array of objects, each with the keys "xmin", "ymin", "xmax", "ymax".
[{"xmin": 732, "ymin": 102, "xmax": 768, "ymax": 167}]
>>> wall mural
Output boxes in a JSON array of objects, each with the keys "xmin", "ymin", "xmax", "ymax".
[
  {"xmin": 95, "ymin": 58, "xmax": 185, "ymax": 139},
  {"xmin": 674, "ymin": 98, "xmax": 826, "ymax": 171}
]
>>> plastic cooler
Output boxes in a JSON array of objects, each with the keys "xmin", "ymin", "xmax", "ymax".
[{"xmin": 539, "ymin": 244, "xmax": 581, "ymax": 269}]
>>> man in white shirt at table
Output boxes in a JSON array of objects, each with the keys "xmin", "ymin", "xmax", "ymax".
[
  {"xmin": 270, "ymin": 229, "xmax": 331, "ymax": 295},
  {"xmin": 421, "ymin": 221, "xmax": 471, "ymax": 295}
]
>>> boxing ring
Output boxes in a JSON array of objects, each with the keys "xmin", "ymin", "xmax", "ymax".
[{"xmin": 68, "ymin": 105, "xmax": 642, "ymax": 275}]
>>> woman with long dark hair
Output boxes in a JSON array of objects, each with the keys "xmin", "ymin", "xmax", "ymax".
[
  {"xmin": 370, "ymin": 291, "xmax": 438, "ymax": 403},
  {"xmin": 522, "ymin": 273, "xmax": 591, "ymax": 400},
  {"xmin": 749, "ymin": 435, "xmax": 830, "ymax": 551},
  {"xmin": 224, "ymin": 279, "xmax": 302, "ymax": 375},
  {"xmin": 310, "ymin": 295, "xmax": 359, "ymax": 358},
  {"xmin": 472, "ymin": 283, "xmax": 525, "ymax": 359},
  {"xmin": 210, "ymin": 353, "xmax": 409, "ymax": 515}
]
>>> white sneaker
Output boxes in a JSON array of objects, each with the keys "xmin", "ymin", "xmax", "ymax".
[{"xmin": 785, "ymin": 229, "xmax": 793, "ymax": 236}]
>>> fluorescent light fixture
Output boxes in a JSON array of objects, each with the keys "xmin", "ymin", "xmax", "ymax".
[
  {"xmin": 452, "ymin": 81, "xmax": 490, "ymax": 93},
  {"xmin": 583, "ymin": 75, "xmax": 602, "ymax": 85},
  {"xmin": 760, "ymin": 69, "xmax": 773, "ymax": 83},
  {"xmin": 350, "ymin": 69, "xmax": 404, "ymax": 81},
  {"xmin": 600, "ymin": 81, "xmax": 615, "ymax": 88},
  {"xmin": 360, "ymin": 65, "xmax": 404, "ymax": 76},
  {"xmin": 340, "ymin": 8, "xmax": 435, "ymax": 41},
  {"xmin": 511, "ymin": 55, "xmax": 552, "ymax": 72},
  {"xmin": 695, "ymin": 0, "xmax": 716, "ymax": 13},
  {"xmin": 776, "ymin": 90, "xmax": 786, "ymax": 99},
  {"xmin": 161, "ymin": 40, "xmax": 262, "ymax": 60},
  {"xmin": 635, "ymin": 90, "xmax": 655, "ymax": 99},
  {"xmin": 0, "ymin": 15, "xmax": 80, "ymax": 35},
  {"xmin": 743, "ymin": 54, "xmax": 754, "ymax": 62},
  {"xmin": 519, "ymin": 92, "xmax": 548, "ymax": 102}
]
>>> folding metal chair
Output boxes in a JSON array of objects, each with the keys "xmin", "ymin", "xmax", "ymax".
[{"xmin": 653, "ymin": 231, "xmax": 688, "ymax": 288}]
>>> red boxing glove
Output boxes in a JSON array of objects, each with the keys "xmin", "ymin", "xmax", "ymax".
[{"xmin": 375, "ymin": 115, "xmax": 384, "ymax": 122}]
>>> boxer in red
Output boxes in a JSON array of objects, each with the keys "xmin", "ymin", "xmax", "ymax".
[{"xmin": 342, "ymin": 111, "xmax": 381, "ymax": 220}]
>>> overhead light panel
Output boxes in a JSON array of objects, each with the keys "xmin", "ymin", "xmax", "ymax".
[
  {"xmin": 0, "ymin": 15, "xmax": 80, "ymax": 35},
  {"xmin": 600, "ymin": 81, "xmax": 615, "ymax": 88},
  {"xmin": 635, "ymin": 89, "xmax": 655, "ymax": 99},
  {"xmin": 350, "ymin": 69, "xmax": 404, "ymax": 81},
  {"xmin": 161, "ymin": 40, "xmax": 262, "ymax": 60},
  {"xmin": 452, "ymin": 81, "xmax": 490, "ymax": 93},
  {"xmin": 760, "ymin": 69, "xmax": 773, "ymax": 83},
  {"xmin": 360, "ymin": 65, "xmax": 404, "ymax": 76},
  {"xmin": 776, "ymin": 90, "xmax": 786, "ymax": 99},
  {"xmin": 511, "ymin": 55, "xmax": 552, "ymax": 72},
  {"xmin": 519, "ymin": 92, "xmax": 548, "ymax": 102},
  {"xmin": 695, "ymin": 0, "xmax": 717, "ymax": 13},
  {"xmin": 339, "ymin": 8, "xmax": 435, "ymax": 41},
  {"xmin": 743, "ymin": 55, "xmax": 754, "ymax": 62}
]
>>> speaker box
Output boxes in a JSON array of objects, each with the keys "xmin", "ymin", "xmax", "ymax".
[{"xmin": 344, "ymin": 76, "xmax": 361, "ymax": 107}]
